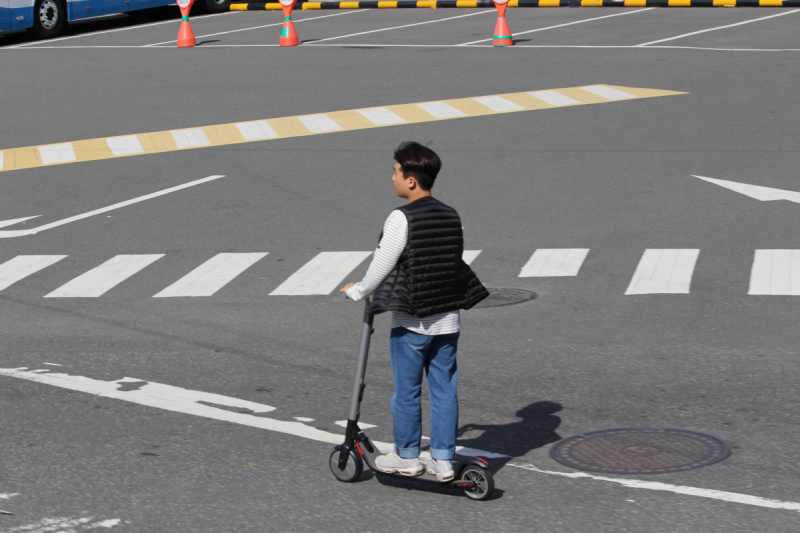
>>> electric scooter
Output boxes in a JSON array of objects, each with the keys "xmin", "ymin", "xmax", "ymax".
[{"xmin": 329, "ymin": 297, "xmax": 495, "ymax": 501}]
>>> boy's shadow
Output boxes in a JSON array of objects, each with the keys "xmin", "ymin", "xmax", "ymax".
[{"xmin": 456, "ymin": 401, "xmax": 562, "ymax": 471}]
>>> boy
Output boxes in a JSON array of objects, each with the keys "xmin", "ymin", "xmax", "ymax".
[{"xmin": 339, "ymin": 142, "xmax": 488, "ymax": 481}]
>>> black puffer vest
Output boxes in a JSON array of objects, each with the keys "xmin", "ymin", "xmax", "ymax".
[{"xmin": 370, "ymin": 196, "xmax": 489, "ymax": 318}]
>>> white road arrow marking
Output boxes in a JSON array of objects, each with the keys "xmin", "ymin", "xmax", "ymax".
[
  {"xmin": 694, "ymin": 175, "xmax": 800, "ymax": 203},
  {"xmin": 0, "ymin": 175, "xmax": 225, "ymax": 238}
]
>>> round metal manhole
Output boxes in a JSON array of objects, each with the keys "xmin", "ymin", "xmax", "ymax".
[
  {"xmin": 550, "ymin": 428, "xmax": 730, "ymax": 475},
  {"xmin": 472, "ymin": 288, "xmax": 537, "ymax": 309}
]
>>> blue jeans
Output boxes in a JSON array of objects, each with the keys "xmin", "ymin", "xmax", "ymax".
[{"xmin": 389, "ymin": 327, "xmax": 459, "ymax": 461}]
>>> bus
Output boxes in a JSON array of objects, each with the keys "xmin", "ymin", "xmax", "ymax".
[{"xmin": 1, "ymin": 0, "xmax": 230, "ymax": 39}]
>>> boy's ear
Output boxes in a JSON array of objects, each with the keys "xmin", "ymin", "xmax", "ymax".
[{"xmin": 407, "ymin": 176, "xmax": 417, "ymax": 189}]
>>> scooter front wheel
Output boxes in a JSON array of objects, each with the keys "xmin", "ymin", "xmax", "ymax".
[
  {"xmin": 329, "ymin": 447, "xmax": 363, "ymax": 483},
  {"xmin": 459, "ymin": 465, "xmax": 494, "ymax": 501}
]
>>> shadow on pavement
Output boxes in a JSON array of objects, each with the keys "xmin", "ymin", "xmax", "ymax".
[{"xmin": 457, "ymin": 400, "xmax": 563, "ymax": 471}]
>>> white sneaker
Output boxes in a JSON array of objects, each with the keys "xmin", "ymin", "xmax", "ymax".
[
  {"xmin": 426, "ymin": 459, "xmax": 454, "ymax": 482},
  {"xmin": 375, "ymin": 452, "xmax": 424, "ymax": 476}
]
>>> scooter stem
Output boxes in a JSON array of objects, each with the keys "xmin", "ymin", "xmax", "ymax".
[{"xmin": 347, "ymin": 297, "xmax": 374, "ymax": 422}]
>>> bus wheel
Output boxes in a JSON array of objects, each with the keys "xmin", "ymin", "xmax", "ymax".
[
  {"xmin": 198, "ymin": 0, "xmax": 231, "ymax": 13},
  {"xmin": 29, "ymin": 0, "xmax": 66, "ymax": 38}
]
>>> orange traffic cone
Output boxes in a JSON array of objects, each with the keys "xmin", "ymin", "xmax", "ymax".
[
  {"xmin": 177, "ymin": 0, "xmax": 196, "ymax": 48},
  {"xmin": 492, "ymin": 0, "xmax": 513, "ymax": 47},
  {"xmin": 279, "ymin": 0, "xmax": 299, "ymax": 47}
]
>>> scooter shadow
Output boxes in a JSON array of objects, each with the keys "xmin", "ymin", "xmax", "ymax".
[
  {"xmin": 457, "ymin": 400, "xmax": 563, "ymax": 474},
  {"xmin": 374, "ymin": 473, "xmax": 506, "ymax": 501}
]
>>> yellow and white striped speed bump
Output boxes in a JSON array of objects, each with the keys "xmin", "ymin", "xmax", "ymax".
[{"xmin": 0, "ymin": 84, "xmax": 685, "ymax": 173}]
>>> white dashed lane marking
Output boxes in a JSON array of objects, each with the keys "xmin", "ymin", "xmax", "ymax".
[
  {"xmin": 625, "ymin": 249, "xmax": 700, "ymax": 295},
  {"xmin": 519, "ymin": 249, "xmax": 590, "ymax": 277},
  {"xmin": 154, "ymin": 253, "xmax": 268, "ymax": 297},
  {"xmin": 0, "ymin": 255, "xmax": 67, "ymax": 292},
  {"xmin": 269, "ymin": 251, "xmax": 373, "ymax": 296},
  {"xmin": 45, "ymin": 255, "xmax": 164, "ymax": 298}
]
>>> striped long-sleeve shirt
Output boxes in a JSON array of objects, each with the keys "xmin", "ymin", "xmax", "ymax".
[{"xmin": 346, "ymin": 210, "xmax": 460, "ymax": 336}]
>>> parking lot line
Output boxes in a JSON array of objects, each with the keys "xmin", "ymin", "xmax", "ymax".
[
  {"xmin": 306, "ymin": 9, "xmax": 493, "ymax": 43},
  {"xmin": 638, "ymin": 8, "xmax": 800, "ymax": 46},
  {"xmin": 145, "ymin": 10, "xmax": 364, "ymax": 46},
  {"xmin": 9, "ymin": 11, "xmax": 238, "ymax": 48},
  {"xmin": 457, "ymin": 8, "xmax": 653, "ymax": 45}
]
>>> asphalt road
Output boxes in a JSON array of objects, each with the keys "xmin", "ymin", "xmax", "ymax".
[{"xmin": 1, "ymin": 6, "xmax": 800, "ymax": 532}]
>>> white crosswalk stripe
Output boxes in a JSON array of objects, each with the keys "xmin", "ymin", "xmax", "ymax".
[
  {"xmin": 45, "ymin": 255, "xmax": 164, "ymax": 298},
  {"xmin": 154, "ymin": 253, "xmax": 268, "ymax": 297},
  {"xmin": 106, "ymin": 135, "xmax": 145, "ymax": 156},
  {"xmin": 519, "ymin": 249, "xmax": 589, "ymax": 277},
  {"xmin": 463, "ymin": 250, "xmax": 482, "ymax": 265},
  {"xmin": 38, "ymin": 143, "xmax": 76, "ymax": 165},
  {"xmin": 236, "ymin": 121, "xmax": 278, "ymax": 141},
  {"xmin": 357, "ymin": 107, "xmax": 406, "ymax": 126},
  {"xmin": 270, "ymin": 252, "xmax": 372, "ymax": 296},
  {"xmin": 0, "ymin": 255, "xmax": 67, "ymax": 292},
  {"xmin": 171, "ymin": 128, "xmax": 210, "ymax": 149},
  {"xmin": 528, "ymin": 90, "xmax": 582, "ymax": 107},
  {"xmin": 473, "ymin": 96, "xmax": 524, "ymax": 113},
  {"xmin": 625, "ymin": 249, "xmax": 700, "ymax": 295},
  {"xmin": 580, "ymin": 85, "xmax": 636, "ymax": 101},
  {"xmin": 748, "ymin": 250, "xmax": 800, "ymax": 295},
  {"xmin": 298, "ymin": 114, "xmax": 343, "ymax": 133},
  {"xmin": 416, "ymin": 101, "xmax": 465, "ymax": 119}
]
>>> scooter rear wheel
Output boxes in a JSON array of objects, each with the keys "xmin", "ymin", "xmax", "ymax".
[
  {"xmin": 329, "ymin": 447, "xmax": 363, "ymax": 483},
  {"xmin": 460, "ymin": 465, "xmax": 494, "ymax": 501}
]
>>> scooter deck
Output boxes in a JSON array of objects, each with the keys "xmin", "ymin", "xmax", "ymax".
[{"xmin": 355, "ymin": 432, "xmax": 476, "ymax": 488}]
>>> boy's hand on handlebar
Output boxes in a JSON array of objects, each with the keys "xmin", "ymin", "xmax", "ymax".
[{"xmin": 339, "ymin": 282, "xmax": 355, "ymax": 294}]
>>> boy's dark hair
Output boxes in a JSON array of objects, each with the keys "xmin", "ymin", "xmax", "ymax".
[{"xmin": 394, "ymin": 141, "xmax": 441, "ymax": 191}]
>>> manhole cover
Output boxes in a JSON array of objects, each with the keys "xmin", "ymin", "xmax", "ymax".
[
  {"xmin": 550, "ymin": 428, "xmax": 730, "ymax": 474},
  {"xmin": 472, "ymin": 288, "xmax": 537, "ymax": 309}
]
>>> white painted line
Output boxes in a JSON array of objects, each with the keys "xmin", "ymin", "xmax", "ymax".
[
  {"xmin": 298, "ymin": 114, "xmax": 343, "ymax": 133},
  {"xmin": 154, "ymin": 253, "xmax": 268, "ymax": 297},
  {"xmin": 38, "ymin": 143, "xmax": 76, "ymax": 165},
  {"xmin": 580, "ymin": 85, "xmax": 635, "ymax": 101},
  {"xmin": 473, "ymin": 96, "xmax": 524, "ymax": 113},
  {"xmin": 45, "ymin": 255, "xmax": 163, "ymax": 298},
  {"xmin": 171, "ymin": 128, "xmax": 210, "ymax": 149},
  {"xmin": 0, "ymin": 493, "xmax": 20, "ymax": 500},
  {"xmin": 0, "ymin": 175, "xmax": 225, "ymax": 239},
  {"xmin": 145, "ymin": 10, "xmax": 361, "ymax": 46},
  {"xmin": 294, "ymin": 417, "xmax": 314, "ymax": 422},
  {"xmin": 0, "ymin": 367, "xmax": 509, "ymax": 459},
  {"xmin": 236, "ymin": 120, "xmax": 278, "ymax": 141},
  {"xmin": 0, "ymin": 216, "xmax": 41, "ymax": 230},
  {"xmin": 638, "ymin": 9, "xmax": 800, "ymax": 46},
  {"xmin": 528, "ymin": 90, "xmax": 581, "ymax": 106},
  {"xmin": 106, "ymin": 135, "xmax": 144, "ymax": 157},
  {"xmin": 458, "ymin": 9, "xmax": 654, "ymax": 46},
  {"xmin": 335, "ymin": 420, "xmax": 377, "ymax": 429},
  {"xmin": 463, "ymin": 250, "xmax": 482, "ymax": 266},
  {"xmin": 8, "ymin": 12, "xmax": 218, "ymax": 48},
  {"xmin": 749, "ymin": 250, "xmax": 800, "ymax": 296},
  {"xmin": 416, "ymin": 101, "xmax": 466, "ymax": 119},
  {"xmin": 519, "ymin": 249, "xmax": 589, "ymax": 277},
  {"xmin": 625, "ymin": 249, "xmax": 700, "ymax": 295},
  {"xmin": 0, "ymin": 255, "xmax": 67, "ymax": 292},
  {"xmin": 308, "ymin": 10, "xmax": 493, "ymax": 44},
  {"xmin": 6, "ymin": 516, "xmax": 122, "ymax": 532},
  {"xmin": 270, "ymin": 252, "xmax": 372, "ymax": 295},
  {"xmin": 0, "ymin": 151, "xmax": 3, "ymax": 170},
  {"xmin": 694, "ymin": 175, "xmax": 800, "ymax": 203},
  {"xmin": 357, "ymin": 107, "xmax": 406, "ymax": 126},
  {"xmin": 510, "ymin": 463, "xmax": 800, "ymax": 513}
]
